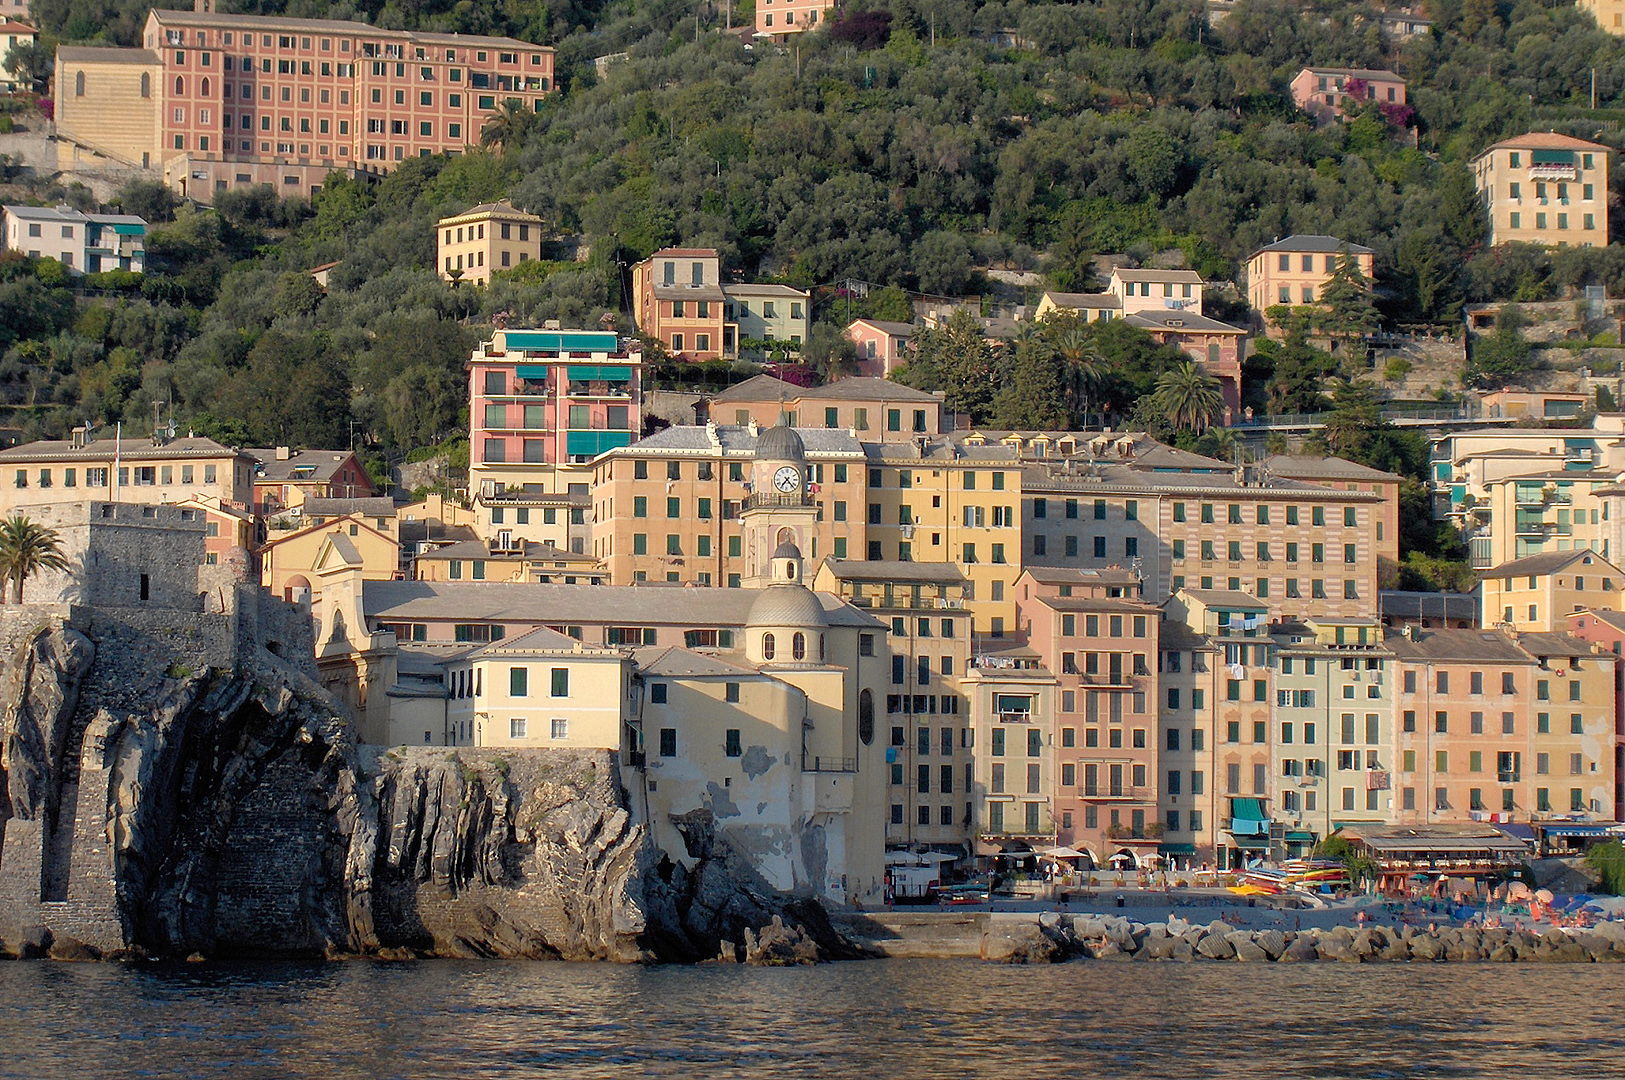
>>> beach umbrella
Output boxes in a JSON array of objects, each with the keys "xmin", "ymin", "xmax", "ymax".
[
  {"xmin": 1508, "ymin": 881, "xmax": 1532, "ymax": 900},
  {"xmin": 1535, "ymin": 888, "xmax": 1555, "ymax": 904},
  {"xmin": 1583, "ymin": 897, "xmax": 1625, "ymax": 916}
]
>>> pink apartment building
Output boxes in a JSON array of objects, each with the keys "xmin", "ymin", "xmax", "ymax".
[
  {"xmin": 1290, "ymin": 66, "xmax": 1406, "ymax": 124},
  {"xmin": 58, "ymin": 1, "xmax": 553, "ymax": 199}
]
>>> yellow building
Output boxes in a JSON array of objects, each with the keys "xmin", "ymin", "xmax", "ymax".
[
  {"xmin": 414, "ymin": 538, "xmax": 606, "ymax": 584},
  {"xmin": 1472, "ymin": 133, "xmax": 1611, "ymax": 248},
  {"xmin": 444, "ymin": 626, "xmax": 630, "ymax": 749},
  {"xmin": 864, "ymin": 439, "xmax": 1026, "ymax": 640},
  {"xmin": 261, "ymin": 512, "xmax": 399, "ymax": 604},
  {"xmin": 963, "ymin": 648, "xmax": 1059, "ymax": 846},
  {"xmin": 1481, "ymin": 549, "xmax": 1625, "ymax": 632},
  {"xmin": 436, "ymin": 201, "xmax": 545, "ymax": 284},
  {"xmin": 0, "ymin": 430, "xmax": 255, "ymax": 515},
  {"xmin": 1480, "ymin": 470, "xmax": 1614, "ymax": 569},
  {"xmin": 589, "ymin": 420, "xmax": 869, "ymax": 587},
  {"xmin": 54, "ymin": 45, "xmax": 161, "ymax": 169},
  {"xmin": 1245, "ymin": 235, "xmax": 1375, "ymax": 315},
  {"xmin": 707, "ymin": 374, "xmax": 947, "ymax": 442},
  {"xmin": 813, "ymin": 559, "xmax": 975, "ymax": 852}
]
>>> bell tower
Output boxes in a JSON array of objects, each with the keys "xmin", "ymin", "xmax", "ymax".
[{"xmin": 740, "ymin": 415, "xmax": 817, "ymax": 586}]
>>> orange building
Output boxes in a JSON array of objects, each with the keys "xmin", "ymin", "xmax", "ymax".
[{"xmin": 630, "ymin": 247, "xmax": 728, "ymax": 359}]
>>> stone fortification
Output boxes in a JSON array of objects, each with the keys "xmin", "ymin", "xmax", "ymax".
[{"xmin": 0, "ymin": 575, "xmax": 854, "ymax": 963}]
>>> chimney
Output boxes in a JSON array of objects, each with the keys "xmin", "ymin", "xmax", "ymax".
[
  {"xmin": 70, "ymin": 425, "xmax": 87, "ymax": 449},
  {"xmin": 275, "ymin": 446, "xmax": 292, "ymax": 460}
]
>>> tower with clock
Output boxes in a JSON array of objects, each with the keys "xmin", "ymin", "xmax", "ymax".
[{"xmin": 741, "ymin": 415, "xmax": 818, "ymax": 585}]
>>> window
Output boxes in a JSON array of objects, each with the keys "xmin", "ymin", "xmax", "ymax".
[
  {"xmin": 510, "ymin": 718, "xmax": 528, "ymax": 739},
  {"xmin": 509, "ymin": 667, "xmax": 528, "ymax": 696},
  {"xmin": 725, "ymin": 730, "xmax": 742, "ymax": 757}
]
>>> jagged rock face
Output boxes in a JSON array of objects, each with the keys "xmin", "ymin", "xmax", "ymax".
[
  {"xmin": 0, "ymin": 614, "xmax": 854, "ymax": 964},
  {"xmin": 0, "ymin": 625, "xmax": 94, "ymax": 824}
]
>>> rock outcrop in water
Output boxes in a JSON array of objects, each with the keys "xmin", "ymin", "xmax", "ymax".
[{"xmin": 0, "ymin": 596, "xmax": 856, "ymax": 964}]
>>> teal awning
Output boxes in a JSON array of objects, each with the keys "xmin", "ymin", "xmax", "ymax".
[
  {"xmin": 515, "ymin": 364, "xmax": 552, "ymax": 380},
  {"xmin": 1232, "ymin": 835, "xmax": 1270, "ymax": 850},
  {"xmin": 566, "ymin": 430, "xmax": 632, "ymax": 456},
  {"xmin": 504, "ymin": 330, "xmax": 618, "ymax": 353},
  {"xmin": 1158, "ymin": 843, "xmax": 1197, "ymax": 855},
  {"xmin": 1531, "ymin": 149, "xmax": 1576, "ymax": 165},
  {"xmin": 1231, "ymin": 797, "xmax": 1265, "ymax": 819},
  {"xmin": 566, "ymin": 364, "xmax": 634, "ymax": 382},
  {"xmin": 1285, "ymin": 831, "xmax": 1316, "ymax": 842}
]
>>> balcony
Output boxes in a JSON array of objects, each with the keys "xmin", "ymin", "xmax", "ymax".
[
  {"xmin": 745, "ymin": 491, "xmax": 813, "ymax": 510},
  {"xmin": 803, "ymin": 755, "xmax": 857, "ymax": 773},
  {"xmin": 1079, "ymin": 786, "xmax": 1151, "ymax": 801}
]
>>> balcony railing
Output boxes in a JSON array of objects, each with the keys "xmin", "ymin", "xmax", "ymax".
[
  {"xmin": 803, "ymin": 755, "xmax": 857, "ymax": 773},
  {"xmin": 1079, "ymin": 786, "xmax": 1151, "ymax": 801},
  {"xmin": 744, "ymin": 491, "xmax": 813, "ymax": 510}
]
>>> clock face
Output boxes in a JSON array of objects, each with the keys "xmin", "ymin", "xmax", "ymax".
[{"xmin": 773, "ymin": 466, "xmax": 802, "ymax": 493}]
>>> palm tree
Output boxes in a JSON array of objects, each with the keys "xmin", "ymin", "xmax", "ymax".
[
  {"xmin": 1152, "ymin": 361, "xmax": 1224, "ymax": 435},
  {"xmin": 480, "ymin": 101, "xmax": 529, "ymax": 154},
  {"xmin": 1049, "ymin": 320, "xmax": 1104, "ymax": 428},
  {"xmin": 0, "ymin": 516, "xmax": 69, "ymax": 604}
]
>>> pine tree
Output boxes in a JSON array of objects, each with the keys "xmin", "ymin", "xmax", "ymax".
[{"xmin": 1315, "ymin": 248, "xmax": 1380, "ymax": 351}]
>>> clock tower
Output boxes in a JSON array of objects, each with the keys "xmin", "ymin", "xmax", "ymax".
[{"xmin": 741, "ymin": 415, "xmax": 818, "ymax": 586}]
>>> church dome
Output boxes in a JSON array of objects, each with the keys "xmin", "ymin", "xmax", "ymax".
[
  {"xmin": 754, "ymin": 418, "xmax": 805, "ymax": 462},
  {"xmin": 772, "ymin": 539, "xmax": 803, "ymax": 561},
  {"xmin": 748, "ymin": 582, "xmax": 828, "ymax": 629}
]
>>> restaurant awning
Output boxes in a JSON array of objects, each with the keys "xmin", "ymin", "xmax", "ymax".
[
  {"xmin": 1541, "ymin": 824, "xmax": 1625, "ymax": 839},
  {"xmin": 1158, "ymin": 843, "xmax": 1197, "ymax": 855},
  {"xmin": 1284, "ymin": 831, "xmax": 1315, "ymax": 842},
  {"xmin": 1227, "ymin": 832, "xmax": 1269, "ymax": 851},
  {"xmin": 1036, "ymin": 845, "xmax": 1086, "ymax": 859}
]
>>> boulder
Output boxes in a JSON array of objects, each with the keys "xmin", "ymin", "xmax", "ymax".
[
  {"xmin": 1196, "ymin": 933, "xmax": 1236, "ymax": 960},
  {"xmin": 1074, "ymin": 917, "xmax": 1107, "ymax": 941},
  {"xmin": 982, "ymin": 923, "xmax": 1061, "ymax": 964},
  {"xmin": 1255, "ymin": 929, "xmax": 1287, "ymax": 960},
  {"xmin": 1038, "ymin": 911, "xmax": 1063, "ymax": 932},
  {"xmin": 1317, "ymin": 936, "xmax": 1356, "ymax": 963},
  {"xmin": 743, "ymin": 916, "xmax": 821, "ymax": 966},
  {"xmin": 4, "ymin": 926, "xmax": 52, "ymax": 960},
  {"xmin": 1281, "ymin": 936, "xmax": 1320, "ymax": 963},
  {"xmin": 1231, "ymin": 937, "xmax": 1269, "ymax": 962},
  {"xmin": 1409, "ymin": 936, "xmax": 1443, "ymax": 962},
  {"xmin": 1169, "ymin": 938, "xmax": 1195, "ymax": 961},
  {"xmin": 1142, "ymin": 935, "xmax": 1180, "ymax": 960},
  {"xmin": 46, "ymin": 936, "xmax": 100, "ymax": 962},
  {"xmin": 1093, "ymin": 940, "xmax": 1133, "ymax": 961},
  {"xmin": 1488, "ymin": 943, "xmax": 1518, "ymax": 963}
]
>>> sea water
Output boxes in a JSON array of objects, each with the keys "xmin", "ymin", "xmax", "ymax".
[{"xmin": 0, "ymin": 958, "xmax": 1619, "ymax": 1078}]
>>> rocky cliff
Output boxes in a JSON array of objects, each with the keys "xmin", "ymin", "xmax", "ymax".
[{"xmin": 0, "ymin": 608, "xmax": 854, "ymax": 963}]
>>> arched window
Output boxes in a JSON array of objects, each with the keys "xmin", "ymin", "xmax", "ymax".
[
  {"xmin": 818, "ymin": 634, "xmax": 825, "ymax": 662},
  {"xmin": 140, "ymin": 72, "xmax": 149, "ymax": 98},
  {"xmin": 792, "ymin": 632, "xmax": 806, "ymax": 660},
  {"xmin": 858, "ymin": 689, "xmax": 875, "ymax": 745},
  {"xmin": 174, "ymin": 76, "xmax": 184, "ymax": 95},
  {"xmin": 762, "ymin": 632, "xmax": 775, "ymax": 660},
  {"xmin": 75, "ymin": 71, "xmax": 85, "ymax": 96},
  {"xmin": 200, "ymin": 76, "xmax": 210, "ymax": 97}
]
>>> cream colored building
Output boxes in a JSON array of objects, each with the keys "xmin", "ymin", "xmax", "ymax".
[
  {"xmin": 963, "ymin": 651, "xmax": 1059, "ymax": 846},
  {"xmin": 1034, "ymin": 291, "xmax": 1121, "ymax": 323},
  {"xmin": 1472, "ymin": 133, "xmax": 1610, "ymax": 248},
  {"xmin": 1246, "ymin": 235, "xmax": 1375, "ymax": 314},
  {"xmin": 414, "ymin": 538, "xmax": 605, "ymax": 584},
  {"xmin": 1478, "ymin": 469, "xmax": 1614, "ymax": 570},
  {"xmin": 54, "ymin": 45, "xmax": 161, "ymax": 169},
  {"xmin": 1481, "ymin": 549, "xmax": 1625, "ymax": 632},
  {"xmin": 436, "ymin": 201, "xmax": 544, "ymax": 284},
  {"xmin": 1581, "ymin": 0, "xmax": 1625, "ymax": 33},
  {"xmin": 315, "ymin": 528, "xmax": 892, "ymax": 907},
  {"xmin": 0, "ymin": 431, "xmax": 254, "ymax": 515}
]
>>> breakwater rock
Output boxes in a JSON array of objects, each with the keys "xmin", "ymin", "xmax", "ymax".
[
  {"xmin": 987, "ymin": 914, "xmax": 1625, "ymax": 964},
  {"xmin": 0, "ymin": 609, "xmax": 853, "ymax": 964}
]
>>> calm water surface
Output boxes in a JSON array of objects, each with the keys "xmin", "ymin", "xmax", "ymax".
[{"xmin": 0, "ymin": 958, "xmax": 1620, "ymax": 1078}]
